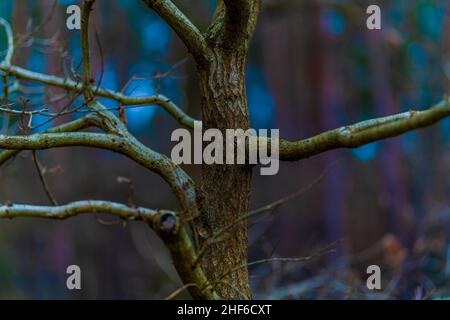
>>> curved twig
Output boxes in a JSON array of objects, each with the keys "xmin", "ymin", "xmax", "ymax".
[{"xmin": 0, "ymin": 17, "xmax": 14, "ymax": 67}]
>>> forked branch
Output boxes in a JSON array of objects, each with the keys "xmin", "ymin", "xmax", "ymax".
[
  {"xmin": 142, "ymin": 0, "xmax": 209, "ymax": 61},
  {"xmin": 0, "ymin": 15, "xmax": 195, "ymax": 128},
  {"xmin": 209, "ymin": 0, "xmax": 260, "ymax": 48},
  {"xmin": 0, "ymin": 2, "xmax": 217, "ymax": 300},
  {"xmin": 0, "ymin": 66, "xmax": 196, "ymax": 128}
]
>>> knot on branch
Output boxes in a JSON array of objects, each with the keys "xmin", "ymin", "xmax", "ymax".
[{"xmin": 153, "ymin": 211, "xmax": 179, "ymax": 236}]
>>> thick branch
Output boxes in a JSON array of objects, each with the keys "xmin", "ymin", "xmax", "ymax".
[
  {"xmin": 122, "ymin": 135, "xmax": 198, "ymax": 213},
  {"xmin": 0, "ymin": 131, "xmax": 125, "ymax": 151},
  {"xmin": 278, "ymin": 98, "xmax": 450, "ymax": 161},
  {"xmin": 0, "ymin": 200, "xmax": 163, "ymax": 222},
  {"xmin": 0, "ymin": 116, "xmax": 198, "ymax": 226},
  {"xmin": 0, "ymin": 125, "xmax": 216, "ymax": 299},
  {"xmin": 0, "ymin": 12, "xmax": 198, "ymax": 222},
  {"xmin": 142, "ymin": 0, "xmax": 209, "ymax": 62},
  {"xmin": 0, "ymin": 114, "xmax": 102, "ymax": 166}
]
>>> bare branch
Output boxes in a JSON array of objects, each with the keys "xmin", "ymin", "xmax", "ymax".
[
  {"xmin": 0, "ymin": 131, "xmax": 125, "ymax": 151},
  {"xmin": 211, "ymin": 163, "xmax": 333, "ymax": 243},
  {"xmin": 14, "ymin": 0, "xmax": 58, "ymax": 50},
  {"xmin": 32, "ymin": 151, "xmax": 59, "ymax": 206},
  {"xmin": 0, "ymin": 193, "xmax": 217, "ymax": 300},
  {"xmin": 0, "ymin": 17, "xmax": 14, "ymax": 67},
  {"xmin": 0, "ymin": 4, "xmax": 217, "ymax": 301},
  {"xmin": 81, "ymin": 0, "xmax": 95, "ymax": 97},
  {"xmin": 210, "ymin": 242, "xmax": 337, "ymax": 291},
  {"xmin": 0, "ymin": 117, "xmax": 216, "ymax": 300},
  {"xmin": 219, "ymin": 280, "xmax": 250, "ymax": 300},
  {"xmin": 2, "ymin": 74, "xmax": 9, "ymax": 103},
  {"xmin": 0, "ymin": 113, "xmax": 201, "ymax": 249},
  {"xmin": 193, "ymin": 164, "xmax": 335, "ymax": 267},
  {"xmin": 142, "ymin": 0, "xmax": 209, "ymax": 62},
  {"xmin": 79, "ymin": 1, "xmax": 130, "ymax": 136},
  {"xmin": 164, "ymin": 283, "xmax": 197, "ymax": 300},
  {"xmin": 0, "ymin": 65, "xmax": 195, "ymax": 128},
  {"xmin": 0, "ymin": 200, "xmax": 165, "ymax": 222},
  {"xmin": 164, "ymin": 227, "xmax": 220, "ymax": 300},
  {"xmin": 278, "ymin": 98, "xmax": 450, "ymax": 161},
  {"xmin": 2, "ymin": 13, "xmax": 194, "ymax": 127},
  {"xmin": 122, "ymin": 135, "xmax": 198, "ymax": 214},
  {"xmin": 0, "ymin": 113, "xmax": 102, "ymax": 166}
]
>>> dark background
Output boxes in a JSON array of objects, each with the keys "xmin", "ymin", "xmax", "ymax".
[{"xmin": 0, "ymin": 0, "xmax": 449, "ymax": 299}]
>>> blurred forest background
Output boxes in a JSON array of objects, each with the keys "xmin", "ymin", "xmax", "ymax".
[{"xmin": 0, "ymin": 0, "xmax": 449, "ymax": 299}]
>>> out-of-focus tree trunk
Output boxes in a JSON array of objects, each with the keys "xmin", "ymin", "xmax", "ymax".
[
  {"xmin": 318, "ymin": 13, "xmax": 347, "ymax": 258},
  {"xmin": 367, "ymin": 31, "xmax": 413, "ymax": 246}
]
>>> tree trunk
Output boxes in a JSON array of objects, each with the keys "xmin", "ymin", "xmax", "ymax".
[{"xmin": 196, "ymin": 47, "xmax": 252, "ymax": 299}]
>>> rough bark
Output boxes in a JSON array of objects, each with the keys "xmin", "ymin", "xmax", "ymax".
[
  {"xmin": 175, "ymin": 0, "xmax": 261, "ymax": 300},
  {"xmin": 196, "ymin": 46, "xmax": 253, "ymax": 299}
]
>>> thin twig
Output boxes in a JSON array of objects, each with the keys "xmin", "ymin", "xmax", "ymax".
[
  {"xmin": 32, "ymin": 150, "xmax": 58, "ymax": 205},
  {"xmin": 14, "ymin": 0, "xmax": 58, "ymax": 49},
  {"xmin": 208, "ymin": 162, "xmax": 338, "ymax": 249},
  {"xmin": 0, "ymin": 105, "xmax": 51, "ymax": 117},
  {"xmin": 219, "ymin": 281, "xmax": 250, "ymax": 300},
  {"xmin": 117, "ymin": 176, "xmax": 136, "ymax": 208},
  {"xmin": 194, "ymin": 162, "xmax": 337, "ymax": 265},
  {"xmin": 164, "ymin": 283, "xmax": 198, "ymax": 300},
  {"xmin": 209, "ymin": 241, "xmax": 339, "ymax": 291}
]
